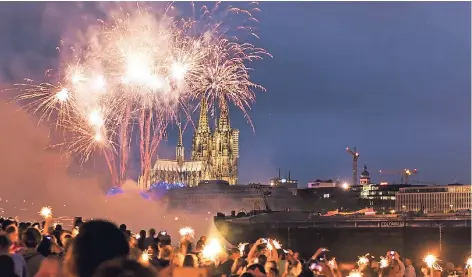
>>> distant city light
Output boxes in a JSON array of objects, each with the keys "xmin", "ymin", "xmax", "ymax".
[{"xmin": 342, "ymin": 182, "xmax": 350, "ymax": 190}]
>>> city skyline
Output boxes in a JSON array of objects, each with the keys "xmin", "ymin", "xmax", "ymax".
[{"xmin": 0, "ymin": 2, "xmax": 470, "ymax": 188}]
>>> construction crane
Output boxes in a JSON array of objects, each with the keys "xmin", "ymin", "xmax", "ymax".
[
  {"xmin": 379, "ymin": 168, "xmax": 418, "ymax": 184},
  {"xmin": 346, "ymin": 147, "xmax": 360, "ymax": 185}
]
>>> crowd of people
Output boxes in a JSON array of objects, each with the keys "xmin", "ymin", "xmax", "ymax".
[{"xmin": 0, "ymin": 216, "xmax": 468, "ymax": 277}]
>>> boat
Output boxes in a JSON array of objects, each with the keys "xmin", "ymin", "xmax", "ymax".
[{"xmin": 213, "ymin": 209, "xmax": 471, "ymax": 264}]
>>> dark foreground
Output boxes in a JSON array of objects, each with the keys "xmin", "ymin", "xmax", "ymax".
[{"xmin": 214, "ymin": 211, "xmax": 471, "ymax": 265}]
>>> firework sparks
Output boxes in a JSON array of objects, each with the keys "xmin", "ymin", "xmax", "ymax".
[
  {"xmin": 380, "ymin": 256, "xmax": 389, "ymax": 268},
  {"xmin": 14, "ymin": 2, "xmax": 270, "ymax": 187},
  {"xmin": 238, "ymin": 242, "xmax": 248, "ymax": 256},
  {"xmin": 358, "ymin": 254, "xmax": 370, "ymax": 266},
  {"xmin": 202, "ymin": 238, "xmax": 223, "ymax": 261},
  {"xmin": 39, "ymin": 206, "xmax": 52, "ymax": 218},
  {"xmin": 179, "ymin": 226, "xmax": 195, "ymax": 237}
]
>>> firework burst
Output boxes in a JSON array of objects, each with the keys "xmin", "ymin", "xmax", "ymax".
[{"xmin": 13, "ymin": 2, "xmax": 270, "ymax": 188}]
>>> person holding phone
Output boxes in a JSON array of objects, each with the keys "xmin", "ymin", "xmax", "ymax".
[{"xmin": 387, "ymin": 251, "xmax": 405, "ymax": 277}]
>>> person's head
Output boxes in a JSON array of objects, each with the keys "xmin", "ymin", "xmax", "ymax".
[
  {"xmin": 257, "ymin": 254, "xmax": 268, "ymax": 267},
  {"xmin": 230, "ymin": 247, "xmax": 241, "ymax": 260},
  {"xmin": 199, "ymin": 236, "xmax": 206, "ymax": 243},
  {"xmin": 148, "ymin": 228, "xmax": 156, "ymax": 238},
  {"xmin": 405, "ymin": 258, "xmax": 412, "ymax": 267},
  {"xmin": 119, "ymin": 224, "xmax": 127, "ymax": 232},
  {"xmin": 92, "ymin": 258, "xmax": 157, "ymax": 277},
  {"xmin": 23, "ymin": 227, "xmax": 42, "ymax": 249},
  {"xmin": 247, "ymin": 263, "xmax": 267, "ymax": 277},
  {"xmin": 2, "ymin": 219, "xmax": 14, "ymax": 231},
  {"xmin": 0, "ymin": 233, "xmax": 12, "ymax": 253},
  {"xmin": 67, "ymin": 220, "xmax": 130, "ymax": 277},
  {"xmin": 159, "ymin": 245, "xmax": 173, "ymax": 260},
  {"xmin": 0, "ymin": 255, "xmax": 17, "ymax": 277},
  {"xmin": 5, "ymin": 225, "xmax": 18, "ymax": 243},
  {"xmin": 37, "ymin": 235, "xmax": 53, "ymax": 256},
  {"xmin": 195, "ymin": 240, "xmax": 204, "ymax": 252},
  {"xmin": 265, "ymin": 261, "xmax": 277, "ymax": 272},
  {"xmin": 293, "ymin": 252, "xmax": 300, "ymax": 260},
  {"xmin": 139, "ymin": 230, "xmax": 146, "ymax": 239},
  {"xmin": 371, "ymin": 260, "xmax": 379, "ymax": 269},
  {"xmin": 54, "ymin": 224, "xmax": 63, "ymax": 231}
]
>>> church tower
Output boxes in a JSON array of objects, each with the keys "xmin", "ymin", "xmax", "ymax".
[
  {"xmin": 212, "ymin": 99, "xmax": 239, "ymax": 184},
  {"xmin": 191, "ymin": 98, "xmax": 212, "ymax": 180},
  {"xmin": 360, "ymin": 163, "xmax": 370, "ymax": 185},
  {"xmin": 176, "ymin": 123, "xmax": 184, "ymax": 166}
]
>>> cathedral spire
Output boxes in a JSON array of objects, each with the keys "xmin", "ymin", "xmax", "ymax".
[
  {"xmin": 176, "ymin": 122, "xmax": 184, "ymax": 163},
  {"xmin": 197, "ymin": 98, "xmax": 210, "ymax": 133},
  {"xmin": 177, "ymin": 122, "xmax": 183, "ymax": 147},
  {"xmin": 218, "ymin": 99, "xmax": 230, "ymax": 131}
]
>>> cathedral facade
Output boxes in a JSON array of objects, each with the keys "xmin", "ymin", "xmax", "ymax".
[{"xmin": 139, "ymin": 99, "xmax": 239, "ymax": 188}]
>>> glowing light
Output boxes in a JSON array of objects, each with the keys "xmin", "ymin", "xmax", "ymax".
[
  {"xmin": 94, "ymin": 133, "xmax": 102, "ymax": 142},
  {"xmin": 202, "ymin": 238, "xmax": 222, "ymax": 261},
  {"xmin": 238, "ymin": 242, "xmax": 248, "ymax": 256},
  {"xmin": 171, "ymin": 62, "xmax": 188, "ymax": 81},
  {"xmin": 358, "ymin": 255, "xmax": 370, "ymax": 266},
  {"xmin": 380, "ymin": 257, "xmax": 389, "ymax": 268},
  {"xmin": 424, "ymin": 254, "xmax": 437, "ymax": 268},
  {"xmin": 93, "ymin": 76, "xmax": 106, "ymax": 90},
  {"xmin": 179, "ymin": 226, "xmax": 195, "ymax": 237},
  {"xmin": 466, "ymin": 257, "xmax": 472, "ymax": 268},
  {"xmin": 267, "ymin": 239, "xmax": 282, "ymax": 250},
  {"xmin": 140, "ymin": 250, "xmax": 150, "ymax": 265},
  {"xmin": 342, "ymin": 182, "xmax": 350, "ymax": 190},
  {"xmin": 72, "ymin": 73, "xmax": 84, "ymax": 84},
  {"xmin": 88, "ymin": 110, "xmax": 103, "ymax": 127},
  {"xmin": 55, "ymin": 88, "xmax": 69, "ymax": 102},
  {"xmin": 348, "ymin": 270, "xmax": 362, "ymax": 277},
  {"xmin": 39, "ymin": 206, "xmax": 52, "ymax": 218}
]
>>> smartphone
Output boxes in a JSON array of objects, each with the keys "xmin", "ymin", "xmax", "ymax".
[
  {"xmin": 45, "ymin": 235, "xmax": 51, "ymax": 240},
  {"xmin": 261, "ymin": 238, "xmax": 268, "ymax": 243},
  {"xmin": 160, "ymin": 231, "xmax": 167, "ymax": 236},
  {"xmin": 390, "ymin": 251, "xmax": 395, "ymax": 256}
]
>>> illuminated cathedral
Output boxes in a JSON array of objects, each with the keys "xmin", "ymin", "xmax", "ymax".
[{"xmin": 139, "ymin": 99, "xmax": 239, "ymax": 188}]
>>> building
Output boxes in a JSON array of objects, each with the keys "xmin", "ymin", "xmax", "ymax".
[
  {"xmin": 395, "ymin": 184, "xmax": 472, "ymax": 213},
  {"xmin": 359, "ymin": 163, "xmax": 371, "ymax": 185},
  {"xmin": 270, "ymin": 169, "xmax": 298, "ymax": 187},
  {"xmin": 139, "ymin": 99, "xmax": 239, "ymax": 188}
]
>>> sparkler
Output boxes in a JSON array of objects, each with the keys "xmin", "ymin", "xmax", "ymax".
[
  {"xmin": 202, "ymin": 238, "xmax": 222, "ymax": 261},
  {"xmin": 348, "ymin": 270, "xmax": 363, "ymax": 277},
  {"xmin": 179, "ymin": 226, "xmax": 195, "ymax": 237},
  {"xmin": 39, "ymin": 206, "xmax": 52, "ymax": 218},
  {"xmin": 380, "ymin": 256, "xmax": 389, "ymax": 268},
  {"xmin": 424, "ymin": 254, "xmax": 442, "ymax": 277},
  {"xmin": 14, "ymin": 2, "xmax": 270, "ymax": 188},
  {"xmin": 140, "ymin": 250, "xmax": 150, "ymax": 266},
  {"xmin": 357, "ymin": 254, "xmax": 370, "ymax": 267},
  {"xmin": 238, "ymin": 242, "xmax": 248, "ymax": 256}
]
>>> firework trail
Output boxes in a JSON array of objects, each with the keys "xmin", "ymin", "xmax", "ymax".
[{"xmin": 13, "ymin": 2, "xmax": 270, "ymax": 188}]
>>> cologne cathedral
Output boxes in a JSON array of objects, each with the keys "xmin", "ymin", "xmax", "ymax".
[{"xmin": 139, "ymin": 99, "xmax": 239, "ymax": 188}]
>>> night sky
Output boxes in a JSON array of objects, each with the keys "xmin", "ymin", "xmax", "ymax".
[{"xmin": 0, "ymin": 2, "xmax": 470, "ymax": 188}]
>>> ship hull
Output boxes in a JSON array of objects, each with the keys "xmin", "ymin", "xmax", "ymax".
[{"xmin": 214, "ymin": 213, "xmax": 471, "ymax": 265}]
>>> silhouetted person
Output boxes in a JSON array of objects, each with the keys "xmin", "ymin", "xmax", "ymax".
[{"xmin": 67, "ymin": 220, "xmax": 129, "ymax": 277}]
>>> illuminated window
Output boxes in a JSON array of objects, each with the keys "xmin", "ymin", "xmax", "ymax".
[{"xmin": 323, "ymin": 194, "xmax": 330, "ymax": 198}]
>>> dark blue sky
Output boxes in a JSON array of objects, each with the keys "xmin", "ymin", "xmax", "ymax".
[{"xmin": 0, "ymin": 2, "xmax": 470, "ymax": 187}]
